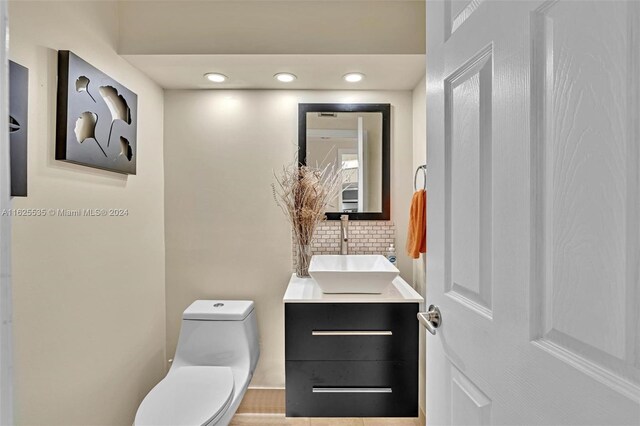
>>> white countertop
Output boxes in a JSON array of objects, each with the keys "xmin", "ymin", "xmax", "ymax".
[{"xmin": 283, "ymin": 273, "xmax": 424, "ymax": 303}]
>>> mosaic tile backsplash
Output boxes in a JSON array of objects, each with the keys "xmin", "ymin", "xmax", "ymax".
[{"xmin": 292, "ymin": 221, "xmax": 396, "ymax": 270}]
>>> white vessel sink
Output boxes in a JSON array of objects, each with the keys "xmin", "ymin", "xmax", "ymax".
[{"xmin": 308, "ymin": 255, "xmax": 399, "ymax": 294}]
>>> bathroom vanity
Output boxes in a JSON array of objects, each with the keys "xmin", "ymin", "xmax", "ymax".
[{"xmin": 283, "ymin": 274, "xmax": 423, "ymax": 417}]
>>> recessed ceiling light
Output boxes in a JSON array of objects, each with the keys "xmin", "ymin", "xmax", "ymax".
[
  {"xmin": 343, "ymin": 72, "xmax": 365, "ymax": 83},
  {"xmin": 274, "ymin": 72, "xmax": 297, "ymax": 83},
  {"xmin": 204, "ymin": 73, "xmax": 227, "ymax": 83}
]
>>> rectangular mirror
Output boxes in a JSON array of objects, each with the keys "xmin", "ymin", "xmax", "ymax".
[{"xmin": 298, "ymin": 103, "xmax": 390, "ymax": 220}]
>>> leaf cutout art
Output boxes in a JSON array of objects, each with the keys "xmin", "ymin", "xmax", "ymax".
[
  {"xmin": 9, "ymin": 116, "xmax": 20, "ymax": 133},
  {"xmin": 119, "ymin": 136, "xmax": 133, "ymax": 161},
  {"xmin": 99, "ymin": 85, "xmax": 131, "ymax": 147},
  {"xmin": 74, "ymin": 111, "xmax": 107, "ymax": 157},
  {"xmin": 74, "ymin": 112, "xmax": 96, "ymax": 143},
  {"xmin": 75, "ymin": 76, "xmax": 96, "ymax": 103}
]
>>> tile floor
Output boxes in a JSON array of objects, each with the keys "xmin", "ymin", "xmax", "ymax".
[
  {"xmin": 232, "ymin": 389, "xmax": 422, "ymax": 425},
  {"xmin": 230, "ymin": 414, "xmax": 422, "ymax": 425}
]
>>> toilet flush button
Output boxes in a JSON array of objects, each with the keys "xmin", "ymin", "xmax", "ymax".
[{"xmin": 183, "ymin": 300, "xmax": 254, "ymax": 320}]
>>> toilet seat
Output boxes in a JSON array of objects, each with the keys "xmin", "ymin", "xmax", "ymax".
[{"xmin": 134, "ymin": 366, "xmax": 234, "ymax": 426}]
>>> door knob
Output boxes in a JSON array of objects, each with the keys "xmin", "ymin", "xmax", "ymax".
[{"xmin": 417, "ymin": 305, "xmax": 441, "ymax": 335}]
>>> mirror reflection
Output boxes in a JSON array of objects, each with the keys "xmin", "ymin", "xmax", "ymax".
[{"xmin": 306, "ymin": 112, "xmax": 383, "ymax": 213}]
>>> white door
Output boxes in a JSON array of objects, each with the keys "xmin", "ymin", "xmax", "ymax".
[{"xmin": 425, "ymin": 1, "xmax": 640, "ymax": 424}]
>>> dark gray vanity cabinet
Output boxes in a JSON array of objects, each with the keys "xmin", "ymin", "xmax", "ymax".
[{"xmin": 285, "ymin": 303, "xmax": 419, "ymax": 417}]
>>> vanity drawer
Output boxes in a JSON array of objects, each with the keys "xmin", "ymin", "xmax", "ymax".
[
  {"xmin": 285, "ymin": 303, "xmax": 419, "ymax": 361},
  {"xmin": 285, "ymin": 360, "xmax": 418, "ymax": 417}
]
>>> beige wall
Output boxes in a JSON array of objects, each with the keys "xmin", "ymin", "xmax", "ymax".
[
  {"xmin": 412, "ymin": 75, "xmax": 427, "ymax": 414},
  {"xmin": 164, "ymin": 89, "xmax": 414, "ymax": 388},
  {"xmin": 0, "ymin": 2, "xmax": 11, "ymax": 423},
  {"xmin": 9, "ymin": 2, "xmax": 166, "ymax": 425}
]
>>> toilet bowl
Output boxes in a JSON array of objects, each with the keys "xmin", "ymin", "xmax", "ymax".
[{"xmin": 134, "ymin": 300, "xmax": 260, "ymax": 426}]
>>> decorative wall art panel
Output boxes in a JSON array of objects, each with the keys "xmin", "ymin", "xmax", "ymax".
[
  {"xmin": 56, "ymin": 50, "xmax": 137, "ymax": 174},
  {"xmin": 9, "ymin": 60, "xmax": 28, "ymax": 196}
]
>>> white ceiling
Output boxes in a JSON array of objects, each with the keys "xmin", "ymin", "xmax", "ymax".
[
  {"xmin": 118, "ymin": 1, "xmax": 424, "ymax": 55},
  {"xmin": 123, "ymin": 54, "xmax": 426, "ymax": 90},
  {"xmin": 119, "ymin": 1, "xmax": 425, "ymax": 90}
]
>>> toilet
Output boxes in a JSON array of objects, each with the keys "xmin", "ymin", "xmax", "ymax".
[{"xmin": 134, "ymin": 300, "xmax": 260, "ymax": 426}]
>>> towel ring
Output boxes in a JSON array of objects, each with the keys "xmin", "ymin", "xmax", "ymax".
[{"xmin": 414, "ymin": 165, "xmax": 427, "ymax": 191}]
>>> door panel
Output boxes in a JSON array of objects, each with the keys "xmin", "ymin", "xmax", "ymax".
[
  {"xmin": 445, "ymin": 0, "xmax": 486, "ymax": 39},
  {"xmin": 426, "ymin": 1, "xmax": 640, "ymax": 424},
  {"xmin": 450, "ymin": 365, "xmax": 492, "ymax": 426},
  {"xmin": 530, "ymin": 0, "xmax": 640, "ymax": 400},
  {"xmin": 445, "ymin": 45, "xmax": 493, "ymax": 318}
]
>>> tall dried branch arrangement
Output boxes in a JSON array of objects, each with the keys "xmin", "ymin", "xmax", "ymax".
[{"xmin": 272, "ymin": 161, "xmax": 341, "ymax": 276}]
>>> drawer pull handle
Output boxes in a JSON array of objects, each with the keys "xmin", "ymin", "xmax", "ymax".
[
  {"xmin": 313, "ymin": 387, "xmax": 393, "ymax": 394},
  {"xmin": 311, "ymin": 330, "xmax": 393, "ymax": 336}
]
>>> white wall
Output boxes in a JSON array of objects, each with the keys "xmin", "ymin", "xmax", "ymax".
[
  {"xmin": 9, "ymin": 2, "xmax": 166, "ymax": 424},
  {"xmin": 412, "ymin": 75, "xmax": 427, "ymax": 415},
  {"xmin": 164, "ymin": 89, "xmax": 414, "ymax": 388}
]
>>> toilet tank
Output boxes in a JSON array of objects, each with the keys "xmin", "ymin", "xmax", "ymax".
[{"xmin": 171, "ymin": 300, "xmax": 260, "ymax": 376}]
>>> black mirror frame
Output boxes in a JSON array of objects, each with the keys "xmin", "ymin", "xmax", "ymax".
[{"xmin": 298, "ymin": 103, "xmax": 391, "ymax": 221}]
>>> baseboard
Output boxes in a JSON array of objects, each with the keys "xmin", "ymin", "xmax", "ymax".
[{"xmin": 237, "ymin": 387, "xmax": 285, "ymax": 414}]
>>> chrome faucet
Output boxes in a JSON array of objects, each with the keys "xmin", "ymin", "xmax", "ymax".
[{"xmin": 340, "ymin": 214, "xmax": 349, "ymax": 255}]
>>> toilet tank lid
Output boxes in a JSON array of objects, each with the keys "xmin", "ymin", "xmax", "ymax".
[{"xmin": 183, "ymin": 300, "xmax": 254, "ymax": 321}]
